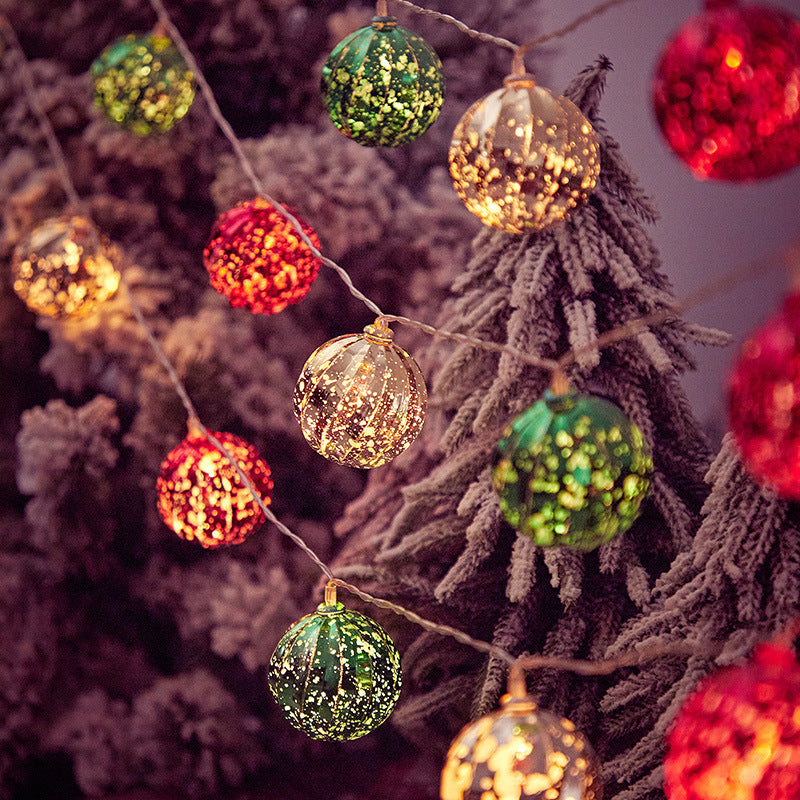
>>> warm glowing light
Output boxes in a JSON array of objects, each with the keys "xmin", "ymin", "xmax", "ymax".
[
  {"xmin": 293, "ymin": 320, "xmax": 427, "ymax": 468},
  {"xmin": 156, "ymin": 427, "xmax": 273, "ymax": 548},
  {"xmin": 448, "ymin": 75, "xmax": 600, "ymax": 234},
  {"xmin": 665, "ymin": 643, "xmax": 800, "ymax": 800},
  {"xmin": 441, "ymin": 694, "xmax": 602, "ymax": 800},
  {"xmin": 11, "ymin": 216, "xmax": 121, "ymax": 318},
  {"xmin": 203, "ymin": 198, "xmax": 321, "ymax": 315},
  {"xmin": 653, "ymin": 3, "xmax": 800, "ymax": 181},
  {"xmin": 268, "ymin": 595, "xmax": 402, "ymax": 740},
  {"xmin": 321, "ymin": 15, "xmax": 444, "ymax": 147},
  {"xmin": 91, "ymin": 32, "xmax": 195, "ymax": 135}
]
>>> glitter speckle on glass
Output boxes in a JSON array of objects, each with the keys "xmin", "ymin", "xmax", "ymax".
[
  {"xmin": 448, "ymin": 76, "xmax": 600, "ymax": 234},
  {"xmin": 441, "ymin": 693, "xmax": 603, "ymax": 800},
  {"xmin": 268, "ymin": 601, "xmax": 402, "ymax": 741},
  {"xmin": 653, "ymin": 3, "xmax": 800, "ymax": 181},
  {"xmin": 11, "ymin": 216, "xmax": 121, "ymax": 319},
  {"xmin": 156, "ymin": 428, "xmax": 273, "ymax": 548},
  {"xmin": 493, "ymin": 389, "xmax": 652, "ymax": 550},
  {"xmin": 91, "ymin": 32, "xmax": 196, "ymax": 135},
  {"xmin": 293, "ymin": 321, "xmax": 427, "ymax": 469},
  {"xmin": 203, "ymin": 198, "xmax": 322, "ymax": 315},
  {"xmin": 321, "ymin": 15, "xmax": 444, "ymax": 147}
]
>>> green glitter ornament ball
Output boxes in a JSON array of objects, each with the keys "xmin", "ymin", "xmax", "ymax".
[
  {"xmin": 91, "ymin": 33, "xmax": 195, "ymax": 135},
  {"xmin": 268, "ymin": 600, "xmax": 402, "ymax": 740},
  {"xmin": 493, "ymin": 389, "xmax": 653, "ymax": 550},
  {"xmin": 321, "ymin": 15, "xmax": 444, "ymax": 147}
]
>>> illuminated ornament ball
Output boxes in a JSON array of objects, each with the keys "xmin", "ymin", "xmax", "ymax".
[
  {"xmin": 156, "ymin": 427, "xmax": 273, "ymax": 548},
  {"xmin": 321, "ymin": 15, "xmax": 444, "ymax": 147},
  {"xmin": 11, "ymin": 216, "xmax": 121, "ymax": 319},
  {"xmin": 203, "ymin": 198, "xmax": 322, "ymax": 315},
  {"xmin": 448, "ymin": 73, "xmax": 600, "ymax": 234},
  {"xmin": 653, "ymin": 2, "xmax": 800, "ymax": 181},
  {"xmin": 441, "ymin": 692, "xmax": 602, "ymax": 800},
  {"xmin": 91, "ymin": 32, "xmax": 195, "ymax": 135},
  {"xmin": 728, "ymin": 292, "xmax": 800, "ymax": 498},
  {"xmin": 493, "ymin": 388, "xmax": 653, "ymax": 550},
  {"xmin": 664, "ymin": 642, "xmax": 800, "ymax": 800},
  {"xmin": 293, "ymin": 320, "xmax": 427, "ymax": 469},
  {"xmin": 268, "ymin": 588, "xmax": 402, "ymax": 741}
]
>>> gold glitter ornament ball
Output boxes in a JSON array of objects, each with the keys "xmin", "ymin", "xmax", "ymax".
[
  {"xmin": 441, "ymin": 693, "xmax": 603, "ymax": 800},
  {"xmin": 156, "ymin": 427, "xmax": 273, "ymax": 548},
  {"xmin": 448, "ymin": 74, "xmax": 600, "ymax": 234},
  {"xmin": 293, "ymin": 320, "xmax": 427, "ymax": 468},
  {"xmin": 91, "ymin": 32, "xmax": 195, "ymax": 135},
  {"xmin": 11, "ymin": 216, "xmax": 121, "ymax": 318}
]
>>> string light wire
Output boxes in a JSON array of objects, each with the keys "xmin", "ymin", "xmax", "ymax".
[{"xmin": 3, "ymin": 6, "xmax": 794, "ymax": 687}]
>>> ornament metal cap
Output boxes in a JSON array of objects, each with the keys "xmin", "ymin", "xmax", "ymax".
[{"xmin": 363, "ymin": 318, "xmax": 394, "ymax": 345}]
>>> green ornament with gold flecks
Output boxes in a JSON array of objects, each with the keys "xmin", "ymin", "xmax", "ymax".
[
  {"xmin": 268, "ymin": 598, "xmax": 402, "ymax": 740},
  {"xmin": 493, "ymin": 389, "xmax": 653, "ymax": 551},
  {"xmin": 91, "ymin": 32, "xmax": 195, "ymax": 135},
  {"xmin": 321, "ymin": 15, "xmax": 444, "ymax": 147}
]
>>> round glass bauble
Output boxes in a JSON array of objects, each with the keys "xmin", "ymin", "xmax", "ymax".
[
  {"xmin": 203, "ymin": 198, "xmax": 322, "ymax": 315},
  {"xmin": 441, "ymin": 693, "xmax": 603, "ymax": 800},
  {"xmin": 493, "ymin": 389, "xmax": 653, "ymax": 550},
  {"xmin": 321, "ymin": 15, "xmax": 444, "ymax": 147},
  {"xmin": 91, "ymin": 32, "xmax": 195, "ymax": 135},
  {"xmin": 448, "ymin": 75, "xmax": 600, "ymax": 234},
  {"xmin": 293, "ymin": 321, "xmax": 427, "ymax": 468},
  {"xmin": 11, "ymin": 216, "xmax": 121, "ymax": 318},
  {"xmin": 728, "ymin": 293, "xmax": 800, "ymax": 498},
  {"xmin": 653, "ymin": 2, "xmax": 800, "ymax": 181},
  {"xmin": 664, "ymin": 643, "xmax": 800, "ymax": 800},
  {"xmin": 156, "ymin": 428, "xmax": 273, "ymax": 548},
  {"xmin": 268, "ymin": 601, "xmax": 402, "ymax": 741}
]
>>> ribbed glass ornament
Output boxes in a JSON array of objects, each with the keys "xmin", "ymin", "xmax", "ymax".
[
  {"xmin": 321, "ymin": 15, "xmax": 444, "ymax": 147},
  {"xmin": 91, "ymin": 32, "xmax": 195, "ymax": 135},
  {"xmin": 11, "ymin": 216, "xmax": 121, "ymax": 318},
  {"xmin": 441, "ymin": 693, "xmax": 603, "ymax": 800},
  {"xmin": 493, "ymin": 389, "xmax": 652, "ymax": 550},
  {"xmin": 293, "ymin": 320, "xmax": 427, "ymax": 468},
  {"xmin": 268, "ymin": 595, "xmax": 402, "ymax": 741},
  {"xmin": 449, "ymin": 74, "xmax": 600, "ymax": 234}
]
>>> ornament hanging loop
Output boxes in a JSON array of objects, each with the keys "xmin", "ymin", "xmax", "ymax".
[
  {"xmin": 508, "ymin": 44, "xmax": 536, "ymax": 83},
  {"xmin": 550, "ymin": 368, "xmax": 571, "ymax": 397},
  {"xmin": 324, "ymin": 580, "xmax": 338, "ymax": 607},
  {"xmin": 376, "ymin": 0, "xmax": 389, "ymax": 17},
  {"xmin": 507, "ymin": 660, "xmax": 528, "ymax": 699}
]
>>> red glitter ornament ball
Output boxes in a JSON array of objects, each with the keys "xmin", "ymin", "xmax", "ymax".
[
  {"xmin": 728, "ymin": 293, "xmax": 800, "ymax": 498},
  {"xmin": 653, "ymin": 1, "xmax": 800, "ymax": 181},
  {"xmin": 203, "ymin": 198, "xmax": 322, "ymax": 314},
  {"xmin": 156, "ymin": 427, "xmax": 273, "ymax": 548},
  {"xmin": 664, "ymin": 642, "xmax": 800, "ymax": 800}
]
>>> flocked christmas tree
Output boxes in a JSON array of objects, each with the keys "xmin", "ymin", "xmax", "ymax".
[{"xmin": 333, "ymin": 58, "xmax": 728, "ymax": 759}]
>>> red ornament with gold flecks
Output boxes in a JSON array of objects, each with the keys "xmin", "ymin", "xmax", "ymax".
[
  {"xmin": 203, "ymin": 198, "xmax": 322, "ymax": 314},
  {"xmin": 653, "ymin": 1, "xmax": 800, "ymax": 181},
  {"xmin": 664, "ymin": 642, "xmax": 800, "ymax": 800},
  {"xmin": 156, "ymin": 427, "xmax": 273, "ymax": 548},
  {"xmin": 728, "ymin": 292, "xmax": 800, "ymax": 498}
]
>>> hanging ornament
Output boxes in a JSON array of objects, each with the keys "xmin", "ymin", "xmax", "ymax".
[
  {"xmin": 156, "ymin": 425, "xmax": 273, "ymax": 548},
  {"xmin": 11, "ymin": 216, "xmax": 121, "ymax": 319},
  {"xmin": 268, "ymin": 583, "xmax": 402, "ymax": 741},
  {"xmin": 653, "ymin": 1, "xmax": 800, "ymax": 181},
  {"xmin": 91, "ymin": 31, "xmax": 196, "ymax": 135},
  {"xmin": 441, "ymin": 691, "xmax": 602, "ymax": 800},
  {"xmin": 493, "ymin": 378, "xmax": 652, "ymax": 550},
  {"xmin": 448, "ymin": 70, "xmax": 600, "ymax": 234},
  {"xmin": 664, "ymin": 641, "xmax": 800, "ymax": 800},
  {"xmin": 321, "ymin": 14, "xmax": 444, "ymax": 147},
  {"xmin": 293, "ymin": 319, "xmax": 427, "ymax": 468},
  {"xmin": 203, "ymin": 198, "xmax": 322, "ymax": 315},
  {"xmin": 728, "ymin": 292, "xmax": 800, "ymax": 498}
]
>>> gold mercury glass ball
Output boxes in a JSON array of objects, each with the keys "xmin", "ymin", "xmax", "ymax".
[
  {"xmin": 448, "ymin": 74, "xmax": 601, "ymax": 234},
  {"xmin": 441, "ymin": 693, "xmax": 603, "ymax": 800},
  {"xmin": 293, "ymin": 321, "xmax": 427, "ymax": 469},
  {"xmin": 11, "ymin": 216, "xmax": 121, "ymax": 318}
]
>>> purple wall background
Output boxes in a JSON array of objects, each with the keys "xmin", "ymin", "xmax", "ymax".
[{"xmin": 539, "ymin": 0, "xmax": 800, "ymax": 432}]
